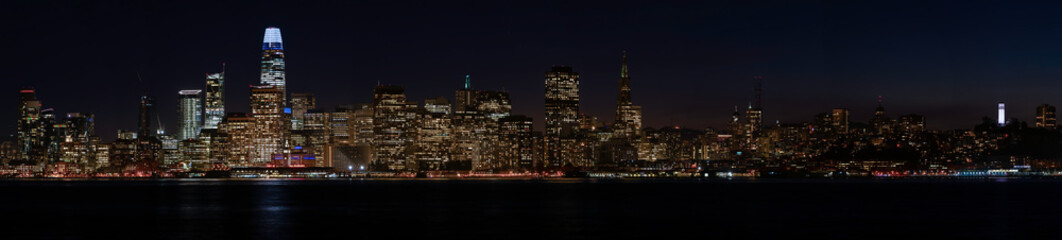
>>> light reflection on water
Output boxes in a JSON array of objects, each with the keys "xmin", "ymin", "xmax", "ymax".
[{"xmin": 2, "ymin": 179, "xmax": 1062, "ymax": 239}]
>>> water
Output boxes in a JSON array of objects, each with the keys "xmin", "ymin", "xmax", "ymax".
[{"xmin": 0, "ymin": 178, "xmax": 1060, "ymax": 239}]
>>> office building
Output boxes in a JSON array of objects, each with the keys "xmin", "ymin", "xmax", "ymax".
[{"xmin": 178, "ymin": 90, "xmax": 203, "ymax": 140}]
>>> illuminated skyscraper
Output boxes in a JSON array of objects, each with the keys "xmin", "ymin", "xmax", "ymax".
[
  {"xmin": 831, "ymin": 108, "xmax": 850, "ymax": 134},
  {"xmin": 413, "ymin": 103, "xmax": 452, "ymax": 170},
  {"xmin": 425, "ymin": 97, "xmax": 451, "ymax": 115},
  {"xmin": 545, "ymin": 66, "xmax": 579, "ymax": 167},
  {"xmin": 498, "ymin": 115, "xmax": 533, "ymax": 170},
  {"xmin": 455, "ymin": 75, "xmax": 476, "ymax": 113},
  {"xmin": 220, "ymin": 113, "xmax": 255, "ymax": 166},
  {"xmin": 203, "ymin": 67, "xmax": 225, "ymax": 130},
  {"xmin": 290, "ymin": 93, "xmax": 315, "ymax": 130},
  {"xmin": 998, "ymin": 102, "xmax": 1006, "ymax": 126},
  {"xmin": 476, "ymin": 90, "xmax": 511, "ymax": 120},
  {"xmin": 745, "ymin": 76, "xmax": 764, "ymax": 136},
  {"xmin": 372, "ymin": 85, "xmax": 411, "ymax": 170},
  {"xmin": 178, "ymin": 90, "xmax": 203, "ymax": 140},
  {"xmin": 452, "ymin": 76, "xmax": 483, "ymax": 169},
  {"xmin": 1036, "ymin": 104, "xmax": 1056, "ymax": 129},
  {"xmin": 250, "ymin": 85, "xmax": 286, "ymax": 164},
  {"xmin": 614, "ymin": 51, "xmax": 642, "ymax": 139},
  {"xmin": 17, "ymin": 88, "xmax": 44, "ymax": 161},
  {"xmin": 260, "ymin": 27, "xmax": 286, "ymax": 100}
]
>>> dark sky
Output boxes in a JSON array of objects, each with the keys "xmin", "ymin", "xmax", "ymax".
[{"xmin": 4, "ymin": 1, "xmax": 1062, "ymax": 141}]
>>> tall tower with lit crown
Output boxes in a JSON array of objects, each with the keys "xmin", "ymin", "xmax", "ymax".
[{"xmin": 260, "ymin": 27, "xmax": 286, "ymax": 100}]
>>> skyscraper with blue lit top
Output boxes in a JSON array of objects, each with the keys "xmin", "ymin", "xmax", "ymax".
[{"xmin": 260, "ymin": 27, "xmax": 286, "ymax": 100}]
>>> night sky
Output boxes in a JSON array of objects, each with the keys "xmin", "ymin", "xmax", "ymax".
[{"xmin": 5, "ymin": 1, "xmax": 1062, "ymax": 141}]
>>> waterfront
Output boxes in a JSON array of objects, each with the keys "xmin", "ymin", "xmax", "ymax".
[{"xmin": 0, "ymin": 179, "xmax": 1060, "ymax": 239}]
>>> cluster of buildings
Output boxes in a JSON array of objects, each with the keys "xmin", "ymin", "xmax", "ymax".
[{"xmin": 5, "ymin": 27, "xmax": 1062, "ymax": 178}]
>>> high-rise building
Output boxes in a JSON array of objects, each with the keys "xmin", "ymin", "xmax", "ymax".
[
  {"xmin": 413, "ymin": 105, "xmax": 452, "ymax": 170},
  {"xmin": 545, "ymin": 66, "xmax": 580, "ymax": 167},
  {"xmin": 455, "ymin": 75, "xmax": 476, "ymax": 113},
  {"xmin": 63, "ymin": 112, "xmax": 94, "ymax": 143},
  {"xmin": 290, "ymin": 93, "xmax": 315, "ymax": 130},
  {"xmin": 477, "ymin": 90, "xmax": 512, "ymax": 120},
  {"xmin": 290, "ymin": 109, "xmax": 331, "ymax": 167},
  {"xmin": 745, "ymin": 76, "xmax": 764, "ymax": 137},
  {"xmin": 178, "ymin": 90, "xmax": 203, "ymax": 140},
  {"xmin": 372, "ymin": 85, "xmax": 412, "ymax": 170},
  {"xmin": 41, "ymin": 108, "xmax": 60, "ymax": 162},
  {"xmin": 831, "ymin": 108, "xmax": 850, "ymax": 134},
  {"xmin": 58, "ymin": 112, "xmax": 96, "ymax": 167},
  {"xmin": 1036, "ymin": 104, "xmax": 1056, "ymax": 129},
  {"xmin": 203, "ymin": 67, "xmax": 225, "ymax": 130},
  {"xmin": 475, "ymin": 90, "xmax": 512, "ymax": 169},
  {"xmin": 17, "ymin": 88, "xmax": 44, "ymax": 161},
  {"xmin": 870, "ymin": 96, "xmax": 891, "ymax": 135},
  {"xmin": 998, "ymin": 102, "xmax": 1006, "ymax": 126},
  {"xmin": 219, "ymin": 113, "xmax": 256, "ymax": 167},
  {"xmin": 250, "ymin": 85, "xmax": 287, "ymax": 164},
  {"xmin": 138, "ymin": 95, "xmax": 161, "ymax": 137},
  {"xmin": 499, "ymin": 115, "xmax": 534, "ymax": 170},
  {"xmin": 452, "ymin": 76, "xmax": 483, "ymax": 169},
  {"xmin": 614, "ymin": 51, "xmax": 643, "ymax": 139},
  {"xmin": 260, "ymin": 27, "xmax": 286, "ymax": 100},
  {"xmin": 425, "ymin": 97, "xmax": 451, "ymax": 115}
]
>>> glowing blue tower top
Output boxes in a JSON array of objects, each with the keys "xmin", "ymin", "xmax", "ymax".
[
  {"xmin": 260, "ymin": 27, "xmax": 286, "ymax": 99},
  {"xmin": 262, "ymin": 27, "xmax": 284, "ymax": 50}
]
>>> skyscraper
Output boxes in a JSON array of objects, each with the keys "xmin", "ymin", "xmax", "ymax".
[
  {"xmin": 220, "ymin": 113, "xmax": 255, "ymax": 167},
  {"xmin": 260, "ymin": 27, "xmax": 286, "ymax": 100},
  {"xmin": 476, "ymin": 90, "xmax": 512, "ymax": 120},
  {"xmin": 745, "ymin": 76, "xmax": 763, "ymax": 136},
  {"xmin": 475, "ymin": 90, "xmax": 512, "ymax": 169},
  {"xmin": 870, "ymin": 96, "xmax": 892, "ymax": 135},
  {"xmin": 613, "ymin": 51, "xmax": 643, "ymax": 139},
  {"xmin": 250, "ymin": 85, "xmax": 286, "ymax": 164},
  {"xmin": 413, "ymin": 102, "xmax": 452, "ymax": 170},
  {"xmin": 545, "ymin": 66, "xmax": 579, "ymax": 167},
  {"xmin": 998, "ymin": 102, "xmax": 1006, "ymax": 126},
  {"xmin": 831, "ymin": 108, "xmax": 850, "ymax": 134},
  {"xmin": 290, "ymin": 93, "xmax": 315, "ymax": 130},
  {"xmin": 137, "ymin": 95, "xmax": 161, "ymax": 137},
  {"xmin": 203, "ymin": 66, "xmax": 225, "ymax": 130},
  {"xmin": 178, "ymin": 90, "xmax": 203, "ymax": 140},
  {"xmin": 498, "ymin": 115, "xmax": 534, "ymax": 170},
  {"xmin": 17, "ymin": 88, "xmax": 44, "ymax": 161},
  {"xmin": 452, "ymin": 76, "xmax": 483, "ymax": 169},
  {"xmin": 455, "ymin": 75, "xmax": 476, "ymax": 113},
  {"xmin": 372, "ymin": 85, "xmax": 411, "ymax": 170},
  {"xmin": 1036, "ymin": 104, "xmax": 1056, "ymax": 129}
]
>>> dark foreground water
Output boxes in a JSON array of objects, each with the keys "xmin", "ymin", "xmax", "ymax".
[{"xmin": 1, "ymin": 178, "xmax": 1060, "ymax": 239}]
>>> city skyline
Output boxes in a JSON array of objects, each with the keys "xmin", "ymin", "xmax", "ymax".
[
  {"xmin": 9, "ymin": 2, "xmax": 1062, "ymax": 142},
  {"xmin": 9, "ymin": 2, "xmax": 1062, "ymax": 239}
]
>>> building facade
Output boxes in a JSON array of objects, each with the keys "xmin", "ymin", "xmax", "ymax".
[
  {"xmin": 177, "ymin": 90, "xmax": 203, "ymax": 140},
  {"xmin": 544, "ymin": 66, "xmax": 580, "ymax": 167}
]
